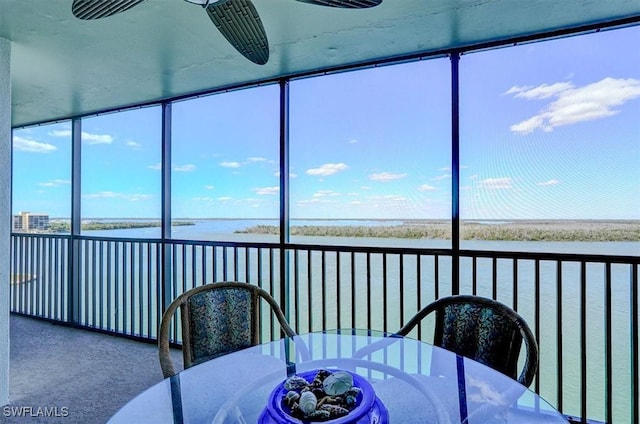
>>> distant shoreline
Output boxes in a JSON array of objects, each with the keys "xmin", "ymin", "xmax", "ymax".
[
  {"xmin": 46, "ymin": 221, "xmax": 195, "ymax": 232},
  {"xmin": 235, "ymin": 221, "xmax": 640, "ymax": 242},
  {"xmin": 19, "ymin": 219, "xmax": 640, "ymax": 242},
  {"xmin": 49, "ymin": 218, "xmax": 640, "ymax": 224}
]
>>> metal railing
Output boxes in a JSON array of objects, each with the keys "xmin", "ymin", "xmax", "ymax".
[
  {"xmin": 9, "ymin": 233, "xmax": 639, "ymax": 423},
  {"xmin": 11, "ymin": 234, "xmax": 69, "ymax": 322}
]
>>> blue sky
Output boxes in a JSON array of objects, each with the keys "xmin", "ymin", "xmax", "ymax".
[{"xmin": 11, "ymin": 25, "xmax": 640, "ymax": 220}]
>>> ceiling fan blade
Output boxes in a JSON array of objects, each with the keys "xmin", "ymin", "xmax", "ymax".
[
  {"xmin": 294, "ymin": 0, "xmax": 382, "ymax": 8},
  {"xmin": 206, "ymin": 0, "xmax": 269, "ymax": 65},
  {"xmin": 72, "ymin": 0, "xmax": 147, "ymax": 20}
]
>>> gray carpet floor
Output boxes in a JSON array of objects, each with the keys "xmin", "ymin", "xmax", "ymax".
[{"xmin": 4, "ymin": 314, "xmax": 182, "ymax": 424}]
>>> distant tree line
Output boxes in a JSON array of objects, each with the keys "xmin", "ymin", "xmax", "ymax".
[
  {"xmin": 48, "ymin": 221, "xmax": 194, "ymax": 232},
  {"xmin": 235, "ymin": 222, "xmax": 640, "ymax": 242}
]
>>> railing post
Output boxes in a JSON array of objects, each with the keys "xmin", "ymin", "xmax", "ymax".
[
  {"xmin": 451, "ymin": 51, "xmax": 460, "ymax": 295},
  {"xmin": 632, "ymin": 264, "xmax": 639, "ymax": 424}
]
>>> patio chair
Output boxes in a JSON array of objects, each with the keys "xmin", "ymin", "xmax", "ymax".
[
  {"xmin": 158, "ymin": 281, "xmax": 296, "ymax": 378},
  {"xmin": 397, "ymin": 295, "xmax": 538, "ymax": 388}
]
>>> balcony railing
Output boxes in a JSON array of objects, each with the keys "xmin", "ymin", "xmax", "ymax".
[{"xmin": 9, "ymin": 232, "xmax": 639, "ymax": 423}]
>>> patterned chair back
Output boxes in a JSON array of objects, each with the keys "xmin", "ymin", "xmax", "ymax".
[
  {"xmin": 158, "ymin": 282, "xmax": 296, "ymax": 378},
  {"xmin": 396, "ymin": 295, "xmax": 538, "ymax": 387},
  {"xmin": 185, "ymin": 288, "xmax": 256, "ymax": 367},
  {"xmin": 435, "ymin": 302, "xmax": 523, "ymax": 382}
]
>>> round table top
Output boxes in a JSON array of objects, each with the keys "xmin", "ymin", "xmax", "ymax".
[{"xmin": 108, "ymin": 330, "xmax": 568, "ymax": 424}]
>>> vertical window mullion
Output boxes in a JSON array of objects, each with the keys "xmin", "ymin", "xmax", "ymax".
[{"xmin": 451, "ymin": 52, "xmax": 461, "ymax": 295}]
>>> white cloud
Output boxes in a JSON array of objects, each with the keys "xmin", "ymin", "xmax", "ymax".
[
  {"xmin": 504, "ymin": 85, "xmax": 533, "ymax": 95},
  {"xmin": 192, "ymin": 197, "xmax": 213, "ymax": 201},
  {"xmin": 537, "ymin": 179, "xmax": 560, "ymax": 186},
  {"xmin": 82, "ymin": 131, "xmax": 113, "ymax": 144},
  {"xmin": 297, "ymin": 198, "xmax": 323, "ymax": 206},
  {"xmin": 38, "ymin": 179, "xmax": 70, "ymax": 187},
  {"xmin": 220, "ymin": 161, "xmax": 241, "ymax": 168},
  {"xmin": 418, "ymin": 184, "xmax": 437, "ymax": 191},
  {"xmin": 505, "ymin": 82, "xmax": 574, "ymax": 99},
  {"xmin": 85, "ymin": 191, "xmax": 118, "ymax": 199},
  {"xmin": 369, "ymin": 172, "xmax": 407, "ymax": 182},
  {"xmin": 204, "ymin": 185, "xmax": 215, "ymax": 190},
  {"xmin": 434, "ymin": 173, "xmax": 451, "ymax": 181},
  {"xmin": 349, "ymin": 139, "xmax": 359, "ymax": 144},
  {"xmin": 508, "ymin": 77, "xmax": 640, "ymax": 134},
  {"xmin": 313, "ymin": 190, "xmax": 340, "ymax": 197},
  {"xmin": 247, "ymin": 157, "xmax": 267, "ymax": 162},
  {"xmin": 306, "ymin": 163, "xmax": 348, "ymax": 176},
  {"xmin": 148, "ymin": 162, "xmax": 161, "ymax": 170},
  {"xmin": 368, "ymin": 194, "xmax": 407, "ymax": 202},
  {"xmin": 254, "ymin": 186, "xmax": 279, "ymax": 195},
  {"xmin": 510, "ymin": 115, "xmax": 545, "ymax": 134},
  {"xmin": 83, "ymin": 191, "xmax": 152, "ymax": 201},
  {"xmin": 50, "ymin": 129, "xmax": 113, "ymax": 144},
  {"xmin": 218, "ymin": 197, "xmax": 232, "ymax": 201},
  {"xmin": 13, "ymin": 136, "xmax": 57, "ymax": 153},
  {"xmin": 49, "ymin": 129, "xmax": 71, "ymax": 137},
  {"xmin": 126, "ymin": 141, "xmax": 142, "ymax": 149},
  {"xmin": 479, "ymin": 177, "xmax": 513, "ymax": 190},
  {"xmin": 174, "ymin": 164, "xmax": 196, "ymax": 172},
  {"xmin": 127, "ymin": 194, "xmax": 153, "ymax": 201},
  {"xmin": 274, "ymin": 171, "xmax": 297, "ymax": 178}
]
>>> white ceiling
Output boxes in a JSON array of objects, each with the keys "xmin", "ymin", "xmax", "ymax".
[{"xmin": 2, "ymin": 0, "xmax": 639, "ymax": 127}]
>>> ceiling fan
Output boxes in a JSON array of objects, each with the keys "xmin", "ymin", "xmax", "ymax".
[{"xmin": 71, "ymin": 0, "xmax": 382, "ymax": 65}]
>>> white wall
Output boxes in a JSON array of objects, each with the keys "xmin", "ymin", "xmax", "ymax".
[{"xmin": 0, "ymin": 37, "xmax": 11, "ymax": 407}]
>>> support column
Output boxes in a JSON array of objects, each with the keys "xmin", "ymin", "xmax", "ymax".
[
  {"xmin": 70, "ymin": 118, "xmax": 81, "ymax": 324},
  {"xmin": 161, "ymin": 102, "xmax": 172, "ymax": 312},
  {"xmin": 0, "ymin": 36, "xmax": 12, "ymax": 407},
  {"xmin": 278, "ymin": 79, "xmax": 290, "ymax": 322}
]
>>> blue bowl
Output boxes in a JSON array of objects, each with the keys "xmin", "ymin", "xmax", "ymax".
[{"xmin": 258, "ymin": 370, "xmax": 388, "ymax": 424}]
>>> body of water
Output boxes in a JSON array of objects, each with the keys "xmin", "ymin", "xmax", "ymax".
[
  {"xmin": 33, "ymin": 219, "xmax": 640, "ymax": 422},
  {"xmin": 85, "ymin": 218, "xmax": 639, "ymax": 256}
]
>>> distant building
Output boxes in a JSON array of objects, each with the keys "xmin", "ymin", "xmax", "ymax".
[{"xmin": 13, "ymin": 212, "xmax": 50, "ymax": 232}]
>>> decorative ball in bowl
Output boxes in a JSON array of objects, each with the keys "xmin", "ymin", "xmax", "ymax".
[{"xmin": 259, "ymin": 369, "xmax": 388, "ymax": 423}]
